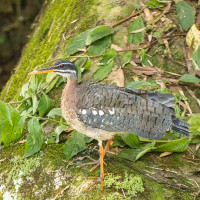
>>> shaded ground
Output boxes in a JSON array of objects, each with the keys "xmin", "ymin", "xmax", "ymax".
[{"xmin": 0, "ymin": 141, "xmax": 199, "ymax": 199}]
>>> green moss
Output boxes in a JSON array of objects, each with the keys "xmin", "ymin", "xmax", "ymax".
[
  {"xmin": 0, "ymin": 0, "xmax": 97, "ymax": 102},
  {"xmin": 7, "ymin": 156, "xmax": 41, "ymax": 185},
  {"xmin": 105, "ymin": 192, "xmax": 126, "ymax": 200},
  {"xmin": 104, "ymin": 171, "xmax": 144, "ymax": 198}
]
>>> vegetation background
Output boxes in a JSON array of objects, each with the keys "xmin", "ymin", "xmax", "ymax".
[{"xmin": 0, "ymin": 0, "xmax": 200, "ymax": 199}]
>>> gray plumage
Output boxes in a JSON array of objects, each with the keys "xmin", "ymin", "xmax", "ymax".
[{"xmin": 76, "ymin": 84, "xmax": 190, "ymax": 140}]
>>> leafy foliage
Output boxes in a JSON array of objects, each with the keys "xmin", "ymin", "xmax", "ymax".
[
  {"xmin": 93, "ymin": 49, "xmax": 117, "ymax": 80},
  {"xmin": 23, "ymin": 118, "xmax": 43, "ymax": 158},
  {"xmin": 86, "ymin": 25, "xmax": 114, "ymax": 45},
  {"xmin": 1, "ymin": 1, "xmax": 198, "ymax": 164},
  {"xmin": 179, "ymin": 74, "xmax": 200, "ymax": 84},
  {"xmin": 47, "ymin": 108, "xmax": 62, "ymax": 118},
  {"xmin": 63, "ymin": 130, "xmax": 92, "ymax": 161},
  {"xmin": 118, "ymin": 143, "xmax": 153, "ymax": 161},
  {"xmin": 66, "ymin": 26, "xmax": 114, "ymax": 56},
  {"xmin": 193, "ymin": 46, "xmax": 200, "ymax": 68},
  {"xmin": 0, "ymin": 100, "xmax": 13, "ymax": 125},
  {"xmin": 121, "ymin": 51, "xmax": 133, "ymax": 67},
  {"xmin": 38, "ymin": 94, "xmax": 54, "ymax": 117},
  {"xmin": 0, "ymin": 101, "xmax": 25, "ymax": 146},
  {"xmin": 175, "ymin": 1, "xmax": 195, "ymax": 31},
  {"xmin": 120, "ymin": 133, "xmax": 140, "ymax": 148},
  {"xmin": 126, "ymin": 80, "xmax": 158, "ymax": 89},
  {"xmin": 127, "ymin": 16, "xmax": 145, "ymax": 44},
  {"xmin": 66, "ymin": 29, "xmax": 91, "ymax": 56},
  {"xmin": 88, "ymin": 36, "xmax": 111, "ymax": 56},
  {"xmin": 154, "ymin": 139, "xmax": 191, "ymax": 152},
  {"xmin": 146, "ymin": 0, "xmax": 165, "ymax": 9}
]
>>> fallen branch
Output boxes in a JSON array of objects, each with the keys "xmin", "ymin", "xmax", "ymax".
[{"xmin": 111, "ymin": 8, "xmax": 145, "ymax": 28}]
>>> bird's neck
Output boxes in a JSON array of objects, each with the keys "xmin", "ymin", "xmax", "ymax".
[
  {"xmin": 66, "ymin": 77, "xmax": 78, "ymax": 89},
  {"xmin": 62, "ymin": 77, "xmax": 79, "ymax": 105}
]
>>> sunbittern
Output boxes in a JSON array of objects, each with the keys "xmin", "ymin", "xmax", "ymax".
[{"xmin": 29, "ymin": 59, "xmax": 190, "ymax": 190}]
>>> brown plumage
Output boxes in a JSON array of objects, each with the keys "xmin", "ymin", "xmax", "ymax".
[{"xmin": 29, "ymin": 59, "xmax": 190, "ymax": 190}]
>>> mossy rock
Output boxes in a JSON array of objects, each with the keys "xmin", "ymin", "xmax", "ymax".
[{"xmin": 0, "ymin": 0, "xmax": 199, "ymax": 199}]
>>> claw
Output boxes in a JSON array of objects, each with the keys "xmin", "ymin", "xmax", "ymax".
[{"xmin": 79, "ymin": 138, "xmax": 113, "ymax": 191}]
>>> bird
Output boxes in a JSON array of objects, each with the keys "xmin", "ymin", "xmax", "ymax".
[{"xmin": 28, "ymin": 59, "xmax": 190, "ymax": 190}]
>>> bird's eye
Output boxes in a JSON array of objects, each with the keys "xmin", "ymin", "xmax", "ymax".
[{"xmin": 60, "ymin": 64, "xmax": 64, "ymax": 68}]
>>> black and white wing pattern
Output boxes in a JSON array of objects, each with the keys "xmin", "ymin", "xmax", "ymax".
[{"xmin": 76, "ymin": 84, "xmax": 175, "ymax": 140}]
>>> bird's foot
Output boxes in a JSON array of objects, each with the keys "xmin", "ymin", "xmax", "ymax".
[
  {"xmin": 83, "ymin": 173, "xmax": 108, "ymax": 191},
  {"xmin": 77, "ymin": 156, "xmax": 107, "ymax": 172}
]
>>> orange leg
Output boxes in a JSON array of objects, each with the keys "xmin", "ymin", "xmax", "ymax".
[
  {"xmin": 77, "ymin": 138, "xmax": 113, "ymax": 171},
  {"xmin": 99, "ymin": 144, "xmax": 106, "ymax": 189},
  {"xmin": 90, "ymin": 138, "xmax": 113, "ymax": 172},
  {"xmin": 82, "ymin": 138, "xmax": 113, "ymax": 191}
]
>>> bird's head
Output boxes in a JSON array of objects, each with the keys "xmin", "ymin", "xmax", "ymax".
[{"xmin": 28, "ymin": 59, "xmax": 78, "ymax": 78}]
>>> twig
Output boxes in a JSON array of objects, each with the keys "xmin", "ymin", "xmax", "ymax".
[
  {"xmin": 117, "ymin": 33, "xmax": 187, "ymax": 53},
  {"xmin": 111, "ymin": 8, "xmax": 145, "ymax": 28}
]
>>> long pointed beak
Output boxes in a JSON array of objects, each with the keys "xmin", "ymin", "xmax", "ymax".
[{"xmin": 28, "ymin": 65, "xmax": 59, "ymax": 75}]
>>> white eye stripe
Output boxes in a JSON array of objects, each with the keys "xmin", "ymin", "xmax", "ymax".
[
  {"xmin": 58, "ymin": 62, "xmax": 74, "ymax": 66},
  {"xmin": 57, "ymin": 69, "xmax": 77, "ymax": 73}
]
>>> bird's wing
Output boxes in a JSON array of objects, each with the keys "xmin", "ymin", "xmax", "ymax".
[
  {"xmin": 76, "ymin": 84, "xmax": 174, "ymax": 139},
  {"xmin": 111, "ymin": 86, "xmax": 175, "ymax": 109}
]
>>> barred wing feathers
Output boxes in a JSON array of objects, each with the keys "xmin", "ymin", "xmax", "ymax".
[{"xmin": 76, "ymin": 84, "xmax": 177, "ymax": 140}]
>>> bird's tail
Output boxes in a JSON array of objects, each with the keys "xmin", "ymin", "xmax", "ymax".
[{"xmin": 171, "ymin": 117, "xmax": 190, "ymax": 137}]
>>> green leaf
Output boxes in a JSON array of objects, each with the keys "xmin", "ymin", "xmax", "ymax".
[
  {"xmin": 153, "ymin": 139, "xmax": 191, "ymax": 152},
  {"xmin": 45, "ymin": 72, "xmax": 59, "ymax": 94},
  {"xmin": 84, "ymin": 58, "xmax": 92, "ymax": 70},
  {"xmin": 75, "ymin": 58, "xmax": 87, "ymax": 83},
  {"xmin": 118, "ymin": 143, "xmax": 153, "ymax": 161},
  {"xmin": 23, "ymin": 118, "xmax": 43, "ymax": 158},
  {"xmin": 76, "ymin": 57, "xmax": 88, "ymax": 68},
  {"xmin": 121, "ymin": 51, "xmax": 132, "ymax": 67},
  {"xmin": 63, "ymin": 131, "xmax": 89, "ymax": 161},
  {"xmin": 176, "ymin": 1, "xmax": 195, "ymax": 31},
  {"xmin": 32, "ymin": 94, "xmax": 39, "ymax": 115},
  {"xmin": 84, "ymin": 135, "xmax": 93, "ymax": 144},
  {"xmin": 88, "ymin": 36, "xmax": 111, "ymax": 56},
  {"xmin": 86, "ymin": 26, "xmax": 114, "ymax": 45},
  {"xmin": 111, "ymin": 135, "xmax": 127, "ymax": 147},
  {"xmin": 47, "ymin": 108, "xmax": 63, "ymax": 118},
  {"xmin": 141, "ymin": 49, "xmax": 151, "ymax": 66},
  {"xmin": 21, "ymin": 83, "xmax": 29, "ymax": 98},
  {"xmin": 121, "ymin": 133, "xmax": 140, "ymax": 148},
  {"xmin": 66, "ymin": 29, "xmax": 90, "ymax": 56},
  {"xmin": 146, "ymin": 0, "xmax": 165, "ymax": 9},
  {"xmin": 38, "ymin": 94, "xmax": 54, "ymax": 117},
  {"xmin": 188, "ymin": 114, "xmax": 200, "ymax": 132},
  {"xmin": 179, "ymin": 73, "xmax": 200, "ymax": 84},
  {"xmin": 93, "ymin": 49, "xmax": 117, "ymax": 81},
  {"xmin": 54, "ymin": 124, "xmax": 69, "ymax": 143},
  {"xmin": 56, "ymin": 76, "xmax": 66, "ymax": 87},
  {"xmin": 128, "ymin": 16, "xmax": 145, "ymax": 44},
  {"xmin": 1, "ymin": 109, "xmax": 25, "ymax": 146},
  {"xmin": 99, "ymin": 48, "xmax": 117, "ymax": 65},
  {"xmin": 29, "ymin": 74, "xmax": 43, "ymax": 94},
  {"xmin": 126, "ymin": 81, "xmax": 152, "ymax": 89},
  {"xmin": 0, "ymin": 100, "xmax": 13, "ymax": 125},
  {"xmin": 93, "ymin": 60, "xmax": 114, "ymax": 81},
  {"xmin": 193, "ymin": 46, "xmax": 200, "ymax": 68}
]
